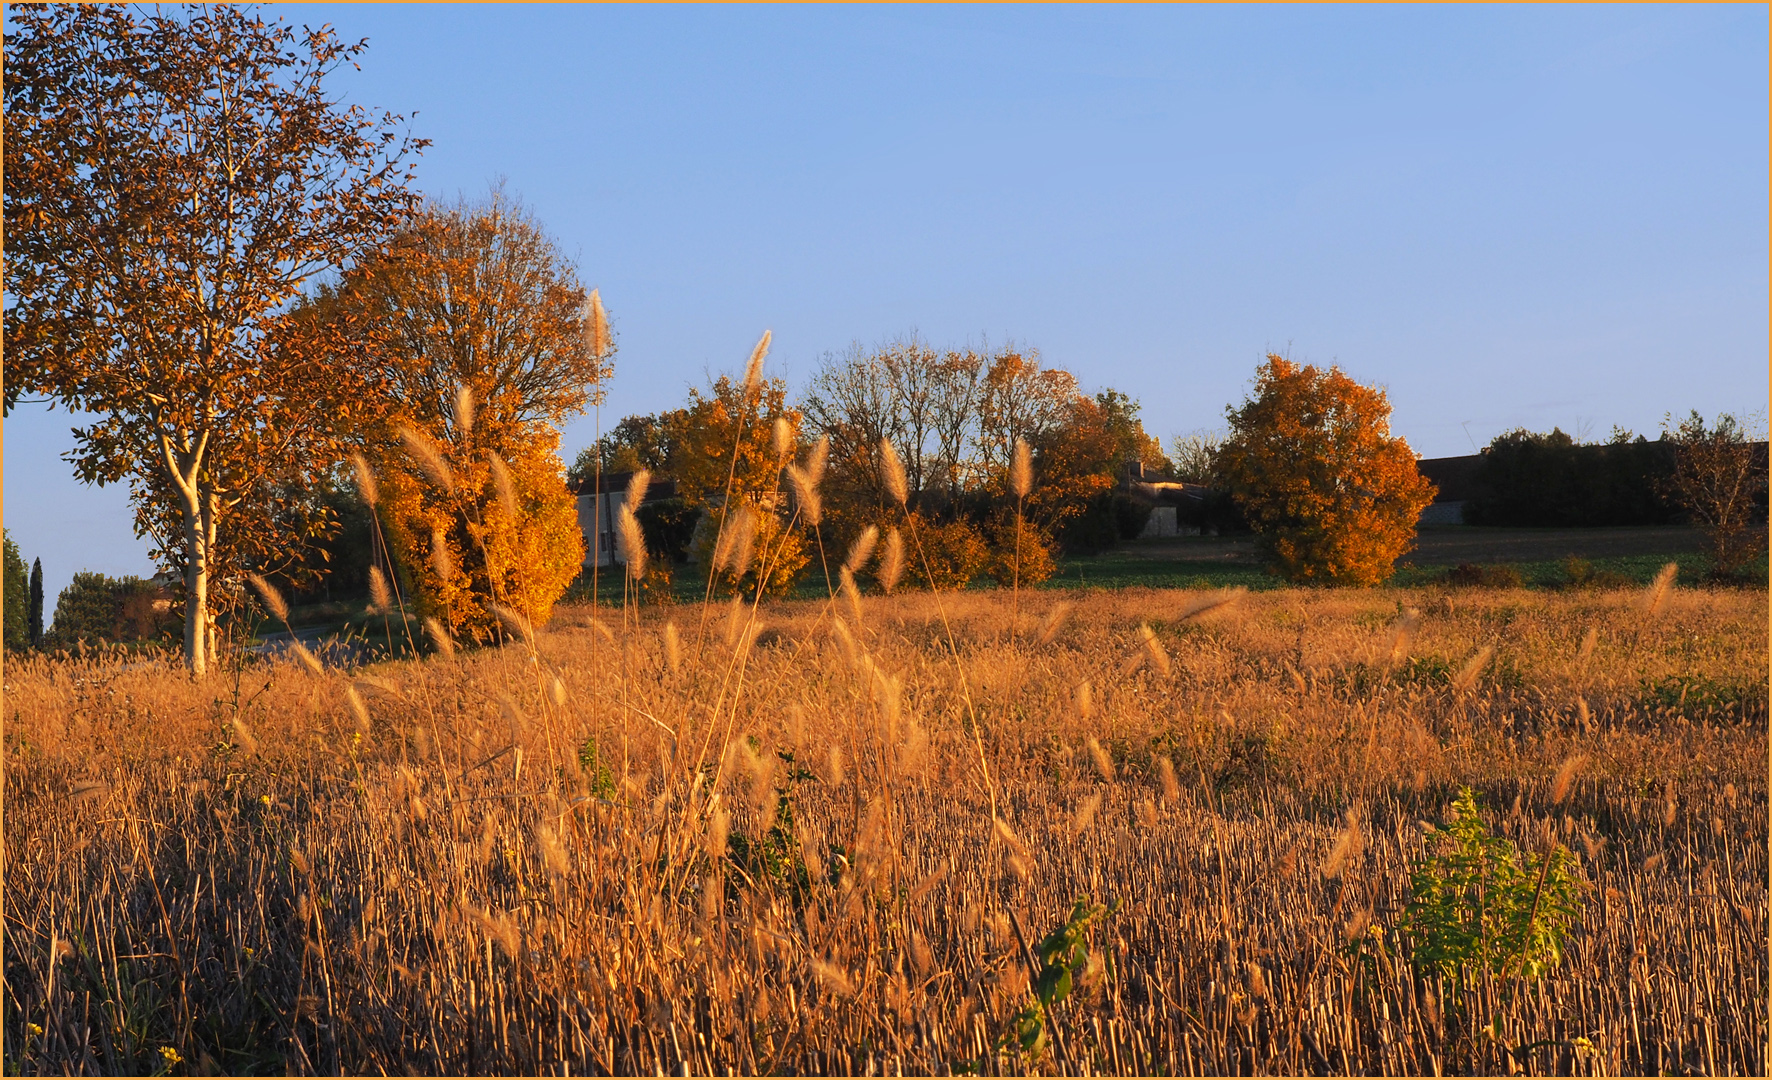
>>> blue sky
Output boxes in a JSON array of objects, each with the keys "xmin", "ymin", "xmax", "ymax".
[{"xmin": 5, "ymin": 4, "xmax": 1766, "ymax": 602}]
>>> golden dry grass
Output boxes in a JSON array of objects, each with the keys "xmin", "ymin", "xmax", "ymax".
[{"xmin": 3, "ymin": 583, "xmax": 1765, "ymax": 1075}]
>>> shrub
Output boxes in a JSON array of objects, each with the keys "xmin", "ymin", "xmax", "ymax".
[
  {"xmin": 1560, "ymin": 556, "xmax": 1634, "ymax": 590},
  {"xmin": 1400, "ymin": 788, "xmax": 1581, "ymax": 982},
  {"xmin": 1464, "ymin": 428, "xmax": 1677, "ymax": 527},
  {"xmin": 1110, "ymin": 494, "xmax": 1152, "ymax": 541},
  {"xmin": 904, "ymin": 514, "xmax": 990, "ymax": 590},
  {"xmin": 985, "ymin": 516, "xmax": 1057, "ymax": 588},
  {"xmin": 687, "ymin": 500, "xmax": 810, "ymax": 599},
  {"xmin": 1218, "ymin": 355, "xmax": 1435, "ymax": 585}
]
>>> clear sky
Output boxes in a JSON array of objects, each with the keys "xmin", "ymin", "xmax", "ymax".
[{"xmin": 5, "ymin": 4, "xmax": 1766, "ymax": 604}]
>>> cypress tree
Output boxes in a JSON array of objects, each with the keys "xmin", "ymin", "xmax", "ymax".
[{"xmin": 29, "ymin": 559, "xmax": 44, "ymax": 648}]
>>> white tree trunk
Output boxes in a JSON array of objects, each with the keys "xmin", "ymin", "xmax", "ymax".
[{"xmin": 162, "ymin": 431, "xmax": 212, "ymax": 676}]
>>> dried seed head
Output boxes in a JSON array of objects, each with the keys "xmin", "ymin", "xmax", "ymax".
[
  {"xmin": 368, "ymin": 565, "xmax": 393, "ymax": 614},
  {"xmin": 663, "ymin": 621, "xmax": 682, "ymax": 675},
  {"xmin": 350, "ymin": 452, "xmax": 379, "ymax": 508},
  {"xmin": 1451, "ymin": 644, "xmax": 1493, "ymax": 693},
  {"xmin": 879, "ymin": 439, "xmax": 908, "ymax": 505},
  {"xmin": 714, "ymin": 505, "xmax": 757, "ymax": 578},
  {"xmin": 806, "ymin": 435, "xmax": 830, "ymax": 485},
  {"xmin": 424, "ymin": 617, "xmax": 455, "ymax": 659},
  {"xmin": 744, "ymin": 330, "xmax": 771, "ymax": 397},
  {"xmin": 1550, "ymin": 754, "xmax": 1588, "ymax": 805},
  {"xmin": 454, "ymin": 383, "xmax": 475, "ymax": 438},
  {"xmin": 786, "ymin": 464, "xmax": 822, "ymax": 526},
  {"xmin": 1010, "ymin": 438, "xmax": 1032, "ymax": 498},
  {"xmin": 879, "ymin": 528, "xmax": 905, "ymax": 595},
  {"xmin": 625, "ymin": 468, "xmax": 651, "ymax": 515},
  {"xmin": 1140, "ymin": 623, "xmax": 1172, "ymax": 678},
  {"xmin": 488, "ymin": 453, "xmax": 517, "ymax": 521},
  {"xmin": 840, "ymin": 568, "xmax": 864, "ymax": 628},
  {"xmin": 1157, "ymin": 755, "xmax": 1181, "ymax": 803},
  {"xmin": 1576, "ymin": 626, "xmax": 1598, "ymax": 668},
  {"xmin": 492, "ymin": 604, "xmax": 535, "ymax": 646},
  {"xmin": 1323, "ymin": 806, "xmax": 1365, "ymax": 879},
  {"xmin": 397, "ymin": 425, "xmax": 454, "ymax": 494},
  {"xmin": 1075, "ymin": 680, "xmax": 1094, "ymax": 720},
  {"xmin": 843, "ymin": 525, "xmax": 879, "ymax": 576},
  {"xmin": 585, "ymin": 289, "xmax": 611, "ymax": 357},
  {"xmin": 1071, "ymin": 791, "xmax": 1103, "ymax": 834},
  {"xmin": 345, "ymin": 686, "xmax": 371, "ymax": 734},
  {"xmin": 1038, "ymin": 601, "xmax": 1072, "ymax": 644},
  {"xmin": 430, "ymin": 527, "xmax": 455, "ymax": 583},
  {"xmin": 617, "ymin": 506, "xmax": 648, "ymax": 582},
  {"xmin": 1087, "ymin": 736, "xmax": 1115, "ymax": 782},
  {"xmin": 772, "ymin": 416, "xmax": 793, "ymax": 463},
  {"xmin": 549, "ymin": 676, "xmax": 568, "ymax": 708},
  {"xmin": 249, "ymin": 574, "xmax": 289, "ymax": 623}
]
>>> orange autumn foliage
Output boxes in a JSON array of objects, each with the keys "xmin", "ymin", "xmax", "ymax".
[{"xmin": 1219, "ymin": 355, "xmax": 1435, "ymax": 586}]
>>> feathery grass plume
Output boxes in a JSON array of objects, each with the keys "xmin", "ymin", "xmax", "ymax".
[
  {"xmin": 1551, "ymin": 754, "xmax": 1588, "ymax": 804},
  {"xmin": 617, "ymin": 506, "xmax": 648, "ymax": 582},
  {"xmin": 878, "ymin": 528, "xmax": 905, "ymax": 594},
  {"xmin": 1010, "ymin": 437, "xmax": 1033, "ymax": 498},
  {"xmin": 1642, "ymin": 851, "xmax": 1665, "ymax": 874},
  {"xmin": 231, "ymin": 716, "xmax": 260, "ymax": 756},
  {"xmin": 811, "ymin": 958, "xmax": 856, "ymax": 997},
  {"xmin": 829, "ymin": 615, "xmax": 859, "ymax": 668},
  {"xmin": 1140, "ymin": 622, "xmax": 1172, "ymax": 677},
  {"xmin": 248, "ymin": 574, "xmax": 289, "ymax": 623},
  {"xmin": 771, "ymin": 416, "xmax": 793, "ymax": 463},
  {"xmin": 744, "ymin": 330, "xmax": 772, "ymax": 398},
  {"xmin": 624, "ymin": 468, "xmax": 651, "ymax": 515},
  {"xmin": 1086, "ymin": 736, "xmax": 1115, "ymax": 782},
  {"xmin": 840, "ymin": 569, "xmax": 865, "ymax": 628},
  {"xmin": 548, "ymin": 676, "xmax": 568, "ymax": 708},
  {"xmin": 349, "ymin": 451, "xmax": 379, "ymax": 508},
  {"xmin": 1451, "ymin": 644, "xmax": 1493, "ymax": 693},
  {"xmin": 663, "ymin": 621, "xmax": 682, "ymax": 675},
  {"xmin": 488, "ymin": 453, "xmax": 518, "ymax": 521},
  {"xmin": 1576, "ymin": 696, "xmax": 1591, "ymax": 729},
  {"xmin": 423, "ymin": 617, "xmax": 455, "ymax": 659},
  {"xmin": 367, "ymin": 565, "xmax": 392, "ymax": 614},
  {"xmin": 824, "ymin": 743, "xmax": 846, "ymax": 788},
  {"xmin": 1075, "ymin": 680, "xmax": 1094, "ymax": 720},
  {"xmin": 1385, "ymin": 607, "xmax": 1420, "ymax": 671},
  {"xmin": 492, "ymin": 605, "xmax": 536, "ymax": 647},
  {"xmin": 1576, "ymin": 626, "xmax": 1598, "ymax": 668},
  {"xmin": 430, "ymin": 527, "xmax": 455, "ymax": 582},
  {"xmin": 585, "ymin": 288, "xmax": 611, "ymax": 357},
  {"xmin": 880, "ymin": 439, "xmax": 908, "ymax": 505},
  {"xmin": 1157, "ymin": 755, "xmax": 1181, "ymax": 803},
  {"xmin": 290, "ymin": 640, "xmax": 324, "ymax": 675},
  {"xmin": 723, "ymin": 595, "xmax": 745, "ymax": 648},
  {"xmin": 344, "ymin": 686, "xmax": 371, "ymax": 735},
  {"xmin": 806, "ymin": 434, "xmax": 830, "ymax": 485},
  {"xmin": 786, "ymin": 464, "xmax": 822, "ymax": 526},
  {"xmin": 1662, "ymin": 793, "xmax": 1677, "ymax": 827},
  {"xmin": 843, "ymin": 525, "xmax": 879, "ymax": 576},
  {"xmin": 455, "ymin": 383, "xmax": 475, "ymax": 438},
  {"xmin": 717, "ymin": 504, "xmax": 757, "ymax": 577},
  {"xmin": 397, "ymin": 425, "xmax": 455, "ymax": 494},
  {"xmin": 1038, "ymin": 600, "xmax": 1073, "ymax": 644},
  {"xmin": 1178, "ymin": 587, "xmax": 1246, "ymax": 622},
  {"xmin": 1644, "ymin": 562, "xmax": 1677, "ymax": 615},
  {"xmin": 1323, "ymin": 805, "xmax": 1365, "ymax": 879},
  {"xmin": 1071, "ymin": 791, "xmax": 1103, "ymax": 835}
]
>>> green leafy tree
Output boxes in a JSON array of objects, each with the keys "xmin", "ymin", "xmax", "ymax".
[
  {"xmin": 4, "ymin": 4, "xmax": 425, "ymax": 673},
  {"xmin": 29, "ymin": 559, "xmax": 45, "ymax": 648},
  {"xmin": 3, "ymin": 532, "xmax": 29, "ymax": 651}
]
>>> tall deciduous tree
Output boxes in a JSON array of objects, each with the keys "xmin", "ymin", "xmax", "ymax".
[
  {"xmin": 313, "ymin": 192, "xmax": 611, "ymax": 640},
  {"xmin": 1219, "ymin": 355, "xmax": 1434, "ymax": 586},
  {"xmin": 1662, "ymin": 411, "xmax": 1769, "ymax": 579},
  {"xmin": 4, "ymin": 5, "xmax": 424, "ymax": 672}
]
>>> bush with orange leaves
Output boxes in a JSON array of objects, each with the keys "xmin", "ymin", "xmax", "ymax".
[{"xmin": 1218, "ymin": 355, "xmax": 1435, "ymax": 586}]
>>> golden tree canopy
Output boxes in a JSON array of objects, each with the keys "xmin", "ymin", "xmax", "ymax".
[{"xmin": 1219, "ymin": 355, "xmax": 1435, "ymax": 586}]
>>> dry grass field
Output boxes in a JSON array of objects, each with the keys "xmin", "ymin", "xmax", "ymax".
[{"xmin": 3, "ymin": 579, "xmax": 1765, "ymax": 1075}]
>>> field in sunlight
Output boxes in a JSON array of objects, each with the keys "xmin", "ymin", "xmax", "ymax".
[{"xmin": 4, "ymin": 581, "xmax": 1765, "ymax": 1075}]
